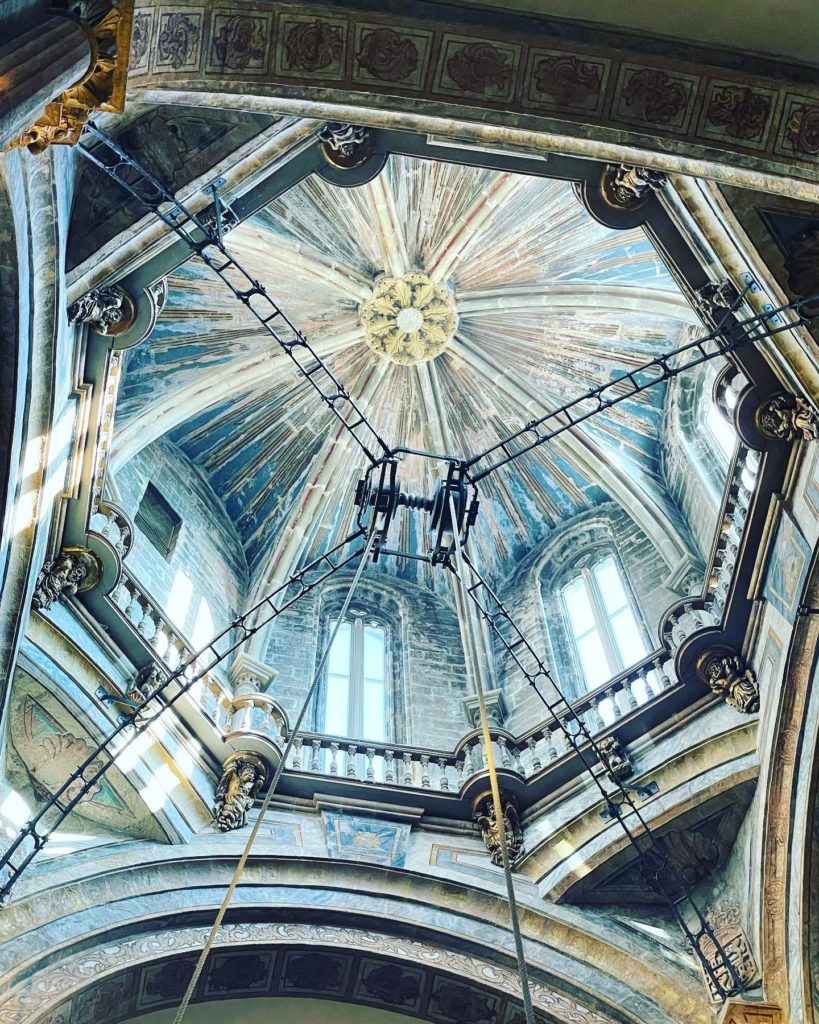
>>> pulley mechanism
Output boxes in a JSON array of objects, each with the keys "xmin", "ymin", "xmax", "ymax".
[{"xmin": 354, "ymin": 459, "xmax": 479, "ymax": 563}]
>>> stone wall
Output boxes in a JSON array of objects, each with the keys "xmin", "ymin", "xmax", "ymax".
[
  {"xmin": 114, "ymin": 437, "xmax": 248, "ymax": 644},
  {"xmin": 264, "ymin": 571, "xmax": 469, "ymax": 749}
]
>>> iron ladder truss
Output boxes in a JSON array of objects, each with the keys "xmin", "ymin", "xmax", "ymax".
[{"xmin": 3, "ymin": 122, "xmax": 818, "ymax": 1003}]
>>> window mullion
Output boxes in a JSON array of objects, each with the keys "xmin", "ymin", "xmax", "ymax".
[
  {"xmin": 350, "ymin": 617, "xmax": 364, "ymax": 738},
  {"xmin": 584, "ymin": 567, "xmax": 623, "ymax": 674}
]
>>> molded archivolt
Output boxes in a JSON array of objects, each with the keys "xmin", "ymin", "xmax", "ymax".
[{"xmin": 0, "ymin": 857, "xmax": 712, "ymax": 1024}]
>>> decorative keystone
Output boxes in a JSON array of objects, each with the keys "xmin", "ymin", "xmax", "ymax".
[
  {"xmin": 68, "ymin": 285, "xmax": 137, "ymax": 337},
  {"xmin": 213, "ymin": 751, "xmax": 268, "ymax": 832},
  {"xmin": 32, "ymin": 546, "xmax": 102, "ymax": 611},
  {"xmin": 696, "ymin": 649, "xmax": 759, "ymax": 714},
  {"xmin": 472, "ymin": 790, "xmax": 524, "ymax": 869},
  {"xmin": 601, "ymin": 165, "xmax": 666, "ymax": 209},
  {"xmin": 360, "ymin": 274, "xmax": 458, "ymax": 365},
  {"xmin": 756, "ymin": 393, "xmax": 819, "ymax": 442}
]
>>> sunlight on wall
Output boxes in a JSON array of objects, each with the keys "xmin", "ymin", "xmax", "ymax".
[
  {"xmin": 168, "ymin": 569, "xmax": 194, "ymax": 630},
  {"xmin": 139, "ymin": 762, "xmax": 179, "ymax": 813},
  {"xmin": 192, "ymin": 599, "xmax": 214, "ymax": 652}
]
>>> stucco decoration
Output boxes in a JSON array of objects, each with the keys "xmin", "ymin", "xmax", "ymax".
[
  {"xmin": 697, "ymin": 651, "xmax": 759, "ymax": 713},
  {"xmin": 4, "ymin": 671, "xmax": 165, "ymax": 840},
  {"xmin": 31, "ymin": 547, "xmax": 102, "ymax": 611},
  {"xmin": 213, "ymin": 751, "xmax": 268, "ymax": 831},
  {"xmin": 699, "ymin": 905, "xmax": 760, "ymax": 1002},
  {"xmin": 360, "ymin": 274, "xmax": 458, "ymax": 365}
]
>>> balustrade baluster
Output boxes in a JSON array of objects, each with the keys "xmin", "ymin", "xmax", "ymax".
[
  {"xmin": 498, "ymin": 735, "xmax": 511, "ymax": 769},
  {"xmin": 527, "ymin": 736, "xmax": 543, "ymax": 772},
  {"xmin": 623, "ymin": 678, "xmax": 638, "ymax": 712},
  {"xmin": 463, "ymin": 744, "xmax": 474, "ymax": 775},
  {"xmin": 512, "ymin": 747, "xmax": 524, "ymax": 776},
  {"xmin": 329, "ymin": 742, "xmax": 339, "ymax": 776},
  {"xmin": 606, "ymin": 687, "xmax": 623, "ymax": 720},
  {"xmin": 587, "ymin": 698, "xmax": 603, "ymax": 733},
  {"xmin": 654, "ymin": 658, "xmax": 673, "ymax": 690},
  {"xmin": 437, "ymin": 758, "xmax": 450, "ymax": 791},
  {"xmin": 365, "ymin": 748, "xmax": 376, "ymax": 782},
  {"xmin": 455, "ymin": 760, "xmax": 464, "ymax": 786},
  {"xmin": 641, "ymin": 668, "xmax": 655, "ymax": 700},
  {"xmin": 421, "ymin": 754, "xmax": 431, "ymax": 789},
  {"xmin": 311, "ymin": 740, "xmax": 321, "ymax": 772},
  {"xmin": 402, "ymin": 752, "xmax": 413, "ymax": 786},
  {"xmin": 543, "ymin": 729, "xmax": 557, "ymax": 763},
  {"xmin": 347, "ymin": 745, "xmax": 358, "ymax": 778},
  {"xmin": 384, "ymin": 750, "xmax": 395, "ymax": 783},
  {"xmin": 558, "ymin": 721, "xmax": 573, "ymax": 753}
]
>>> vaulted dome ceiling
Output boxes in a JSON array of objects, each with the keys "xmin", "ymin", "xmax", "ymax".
[{"xmin": 113, "ymin": 155, "xmax": 701, "ymax": 597}]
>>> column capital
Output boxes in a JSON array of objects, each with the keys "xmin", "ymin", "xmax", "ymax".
[{"xmin": 10, "ymin": 0, "xmax": 134, "ymax": 152}]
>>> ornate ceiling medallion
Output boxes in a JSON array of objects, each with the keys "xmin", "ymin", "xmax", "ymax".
[{"xmin": 360, "ymin": 273, "xmax": 458, "ymax": 366}]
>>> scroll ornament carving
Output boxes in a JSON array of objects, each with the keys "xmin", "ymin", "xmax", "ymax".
[
  {"xmin": 67, "ymin": 285, "xmax": 137, "ymax": 336},
  {"xmin": 32, "ymin": 547, "xmax": 102, "ymax": 611},
  {"xmin": 756, "ymin": 393, "xmax": 819, "ymax": 442},
  {"xmin": 213, "ymin": 752, "xmax": 268, "ymax": 832},
  {"xmin": 473, "ymin": 791, "xmax": 524, "ymax": 868},
  {"xmin": 601, "ymin": 165, "xmax": 666, "ymax": 209},
  {"xmin": 697, "ymin": 651, "xmax": 759, "ymax": 713},
  {"xmin": 11, "ymin": 0, "xmax": 135, "ymax": 152}
]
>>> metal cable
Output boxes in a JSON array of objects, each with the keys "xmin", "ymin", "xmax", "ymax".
[
  {"xmin": 171, "ymin": 526, "xmax": 377, "ymax": 1024},
  {"xmin": 448, "ymin": 494, "xmax": 536, "ymax": 1024}
]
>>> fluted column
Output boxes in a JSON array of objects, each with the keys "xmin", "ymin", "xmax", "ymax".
[{"xmin": 0, "ymin": 17, "xmax": 92, "ymax": 150}]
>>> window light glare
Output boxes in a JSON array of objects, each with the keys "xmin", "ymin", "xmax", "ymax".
[
  {"xmin": 0, "ymin": 791, "xmax": 31, "ymax": 828},
  {"xmin": 705, "ymin": 403, "xmax": 736, "ymax": 459}
]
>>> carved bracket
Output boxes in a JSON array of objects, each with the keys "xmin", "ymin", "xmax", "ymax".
[
  {"xmin": 601, "ymin": 164, "xmax": 666, "ymax": 210},
  {"xmin": 596, "ymin": 736, "xmax": 633, "ymax": 782},
  {"xmin": 68, "ymin": 285, "xmax": 137, "ymax": 337},
  {"xmin": 213, "ymin": 751, "xmax": 268, "ymax": 832},
  {"xmin": 472, "ymin": 790, "xmax": 524, "ymax": 869},
  {"xmin": 696, "ymin": 649, "xmax": 759, "ymax": 714},
  {"xmin": 695, "ymin": 280, "xmax": 740, "ymax": 321},
  {"xmin": 756, "ymin": 392, "xmax": 819, "ymax": 442},
  {"xmin": 32, "ymin": 546, "xmax": 102, "ymax": 611},
  {"xmin": 318, "ymin": 122, "xmax": 373, "ymax": 168}
]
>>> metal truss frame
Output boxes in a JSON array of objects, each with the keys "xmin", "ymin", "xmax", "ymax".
[{"xmin": 5, "ymin": 122, "xmax": 819, "ymax": 1000}]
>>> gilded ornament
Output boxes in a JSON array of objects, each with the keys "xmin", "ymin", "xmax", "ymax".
[
  {"xmin": 697, "ymin": 651, "xmax": 759, "ymax": 714},
  {"xmin": 472, "ymin": 790, "xmax": 524, "ymax": 868},
  {"xmin": 756, "ymin": 393, "xmax": 819, "ymax": 443},
  {"xmin": 213, "ymin": 751, "xmax": 268, "ymax": 832},
  {"xmin": 360, "ymin": 274, "xmax": 458, "ymax": 366}
]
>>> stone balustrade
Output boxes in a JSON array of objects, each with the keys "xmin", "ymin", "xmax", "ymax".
[
  {"xmin": 88, "ymin": 501, "xmax": 133, "ymax": 559},
  {"xmin": 282, "ymin": 648, "xmax": 677, "ymax": 793}
]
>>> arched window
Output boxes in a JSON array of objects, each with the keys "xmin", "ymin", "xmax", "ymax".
[
  {"xmin": 321, "ymin": 614, "xmax": 389, "ymax": 741},
  {"xmin": 561, "ymin": 554, "xmax": 648, "ymax": 690}
]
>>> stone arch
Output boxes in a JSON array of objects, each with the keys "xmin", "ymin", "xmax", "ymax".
[{"xmin": 0, "ymin": 854, "xmax": 712, "ymax": 1024}]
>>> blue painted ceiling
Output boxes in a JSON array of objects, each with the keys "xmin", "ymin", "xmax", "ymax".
[{"xmin": 115, "ymin": 155, "xmax": 697, "ymax": 595}]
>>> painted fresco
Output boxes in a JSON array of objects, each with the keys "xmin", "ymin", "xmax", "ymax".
[
  {"xmin": 764, "ymin": 509, "xmax": 812, "ymax": 620},
  {"xmin": 3, "ymin": 670, "xmax": 165, "ymax": 842},
  {"xmin": 322, "ymin": 810, "xmax": 409, "ymax": 866}
]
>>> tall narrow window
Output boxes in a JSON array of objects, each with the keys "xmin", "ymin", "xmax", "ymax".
[
  {"xmin": 562, "ymin": 555, "xmax": 647, "ymax": 690},
  {"xmin": 135, "ymin": 483, "xmax": 182, "ymax": 559},
  {"xmin": 322, "ymin": 616, "xmax": 388, "ymax": 741}
]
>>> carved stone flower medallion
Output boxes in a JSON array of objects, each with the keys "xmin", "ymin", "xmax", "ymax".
[{"xmin": 360, "ymin": 273, "xmax": 458, "ymax": 366}]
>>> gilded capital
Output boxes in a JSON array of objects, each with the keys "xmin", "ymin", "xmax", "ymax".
[{"xmin": 10, "ymin": 0, "xmax": 134, "ymax": 152}]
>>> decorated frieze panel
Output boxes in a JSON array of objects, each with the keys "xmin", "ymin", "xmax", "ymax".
[
  {"xmin": 127, "ymin": 1, "xmax": 819, "ymax": 182},
  {"xmin": 16, "ymin": 931, "xmax": 614, "ymax": 1024}
]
